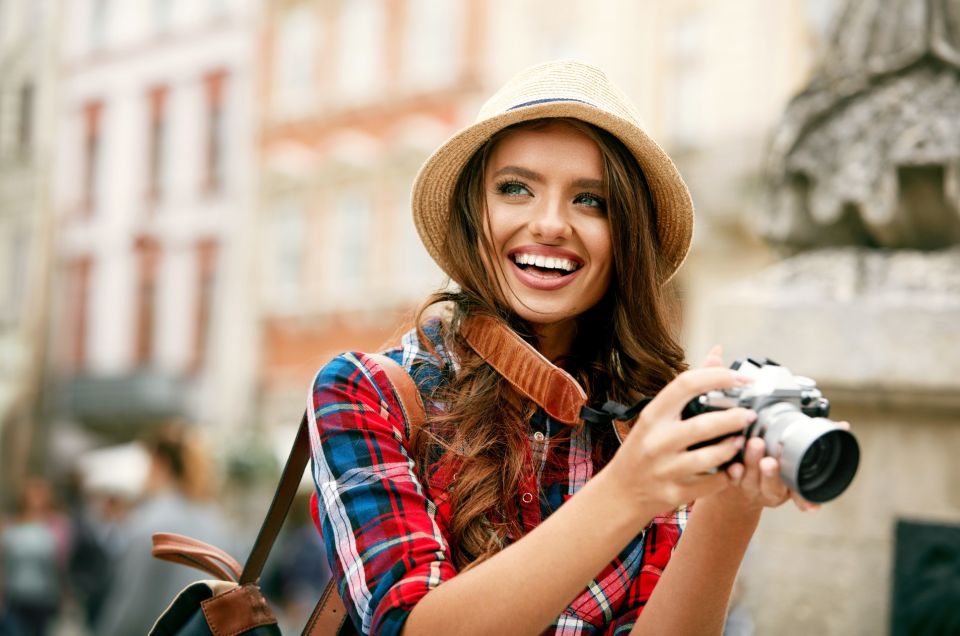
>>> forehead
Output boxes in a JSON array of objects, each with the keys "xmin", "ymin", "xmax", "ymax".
[{"xmin": 485, "ymin": 121, "xmax": 604, "ymax": 177}]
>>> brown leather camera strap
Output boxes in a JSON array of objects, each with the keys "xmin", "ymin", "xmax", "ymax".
[{"xmin": 459, "ymin": 314, "xmax": 588, "ymax": 425}]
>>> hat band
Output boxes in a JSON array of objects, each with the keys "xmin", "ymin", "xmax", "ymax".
[{"xmin": 506, "ymin": 96, "xmax": 598, "ymax": 111}]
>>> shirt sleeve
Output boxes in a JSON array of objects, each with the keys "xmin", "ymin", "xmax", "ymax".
[{"xmin": 308, "ymin": 352, "xmax": 457, "ymax": 636}]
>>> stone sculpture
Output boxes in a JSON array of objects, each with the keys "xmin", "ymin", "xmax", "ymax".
[{"xmin": 764, "ymin": 0, "xmax": 960, "ymax": 251}]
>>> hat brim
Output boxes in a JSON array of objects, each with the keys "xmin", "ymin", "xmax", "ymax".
[{"xmin": 412, "ymin": 101, "xmax": 694, "ymax": 285}]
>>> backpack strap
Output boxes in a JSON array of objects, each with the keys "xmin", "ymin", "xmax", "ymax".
[
  {"xmin": 304, "ymin": 352, "xmax": 425, "ymax": 635},
  {"xmin": 152, "ymin": 532, "xmax": 243, "ymax": 582}
]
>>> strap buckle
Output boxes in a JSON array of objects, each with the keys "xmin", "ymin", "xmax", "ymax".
[{"xmin": 579, "ymin": 397, "xmax": 652, "ymax": 425}]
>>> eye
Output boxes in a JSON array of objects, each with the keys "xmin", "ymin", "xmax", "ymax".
[
  {"xmin": 495, "ymin": 180, "xmax": 531, "ymax": 197},
  {"xmin": 574, "ymin": 192, "xmax": 606, "ymax": 211}
]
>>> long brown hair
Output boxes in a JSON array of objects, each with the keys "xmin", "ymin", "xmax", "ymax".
[{"xmin": 413, "ymin": 118, "xmax": 687, "ymax": 569}]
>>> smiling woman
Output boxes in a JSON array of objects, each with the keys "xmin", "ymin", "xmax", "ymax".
[{"xmin": 307, "ymin": 60, "xmax": 804, "ymax": 636}]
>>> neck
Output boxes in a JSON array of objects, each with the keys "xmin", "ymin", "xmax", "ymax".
[{"xmin": 534, "ymin": 319, "xmax": 577, "ymax": 363}]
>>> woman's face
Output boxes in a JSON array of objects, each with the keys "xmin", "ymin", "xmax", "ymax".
[{"xmin": 482, "ymin": 122, "xmax": 613, "ymax": 329}]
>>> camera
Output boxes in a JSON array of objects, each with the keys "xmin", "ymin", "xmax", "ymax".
[{"xmin": 685, "ymin": 357, "xmax": 860, "ymax": 503}]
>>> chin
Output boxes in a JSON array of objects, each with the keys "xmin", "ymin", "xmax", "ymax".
[{"xmin": 507, "ymin": 301, "xmax": 582, "ymax": 328}]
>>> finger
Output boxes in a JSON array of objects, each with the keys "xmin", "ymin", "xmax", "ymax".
[
  {"xmin": 672, "ymin": 408, "xmax": 755, "ymax": 450},
  {"xmin": 674, "ymin": 435, "xmax": 744, "ymax": 475},
  {"xmin": 758, "ymin": 457, "xmax": 789, "ymax": 503},
  {"xmin": 645, "ymin": 368, "xmax": 752, "ymax": 422},
  {"xmin": 738, "ymin": 437, "xmax": 765, "ymax": 494},
  {"xmin": 791, "ymin": 491, "xmax": 821, "ymax": 512},
  {"xmin": 701, "ymin": 344, "xmax": 724, "ymax": 368},
  {"xmin": 726, "ymin": 462, "xmax": 744, "ymax": 487},
  {"xmin": 836, "ymin": 420, "xmax": 851, "ymax": 431}
]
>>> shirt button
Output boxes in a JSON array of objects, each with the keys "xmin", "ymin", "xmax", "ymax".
[
  {"xmin": 533, "ymin": 431, "xmax": 545, "ymax": 442},
  {"xmin": 521, "ymin": 492, "xmax": 534, "ymax": 504}
]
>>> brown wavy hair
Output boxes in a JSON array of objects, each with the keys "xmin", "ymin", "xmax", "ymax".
[{"xmin": 412, "ymin": 118, "xmax": 687, "ymax": 569}]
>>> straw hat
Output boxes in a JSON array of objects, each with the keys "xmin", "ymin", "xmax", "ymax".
[{"xmin": 411, "ymin": 59, "xmax": 694, "ymax": 285}]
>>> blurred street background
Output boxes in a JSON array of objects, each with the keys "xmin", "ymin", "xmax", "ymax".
[{"xmin": 1, "ymin": 0, "xmax": 959, "ymax": 634}]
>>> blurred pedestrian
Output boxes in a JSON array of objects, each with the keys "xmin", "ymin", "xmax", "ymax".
[
  {"xmin": 0, "ymin": 477, "xmax": 71, "ymax": 636},
  {"xmin": 95, "ymin": 423, "xmax": 232, "ymax": 636}
]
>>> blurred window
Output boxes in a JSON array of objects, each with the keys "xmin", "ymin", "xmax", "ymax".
[
  {"xmin": 336, "ymin": 0, "xmax": 385, "ymax": 103},
  {"xmin": 399, "ymin": 188, "xmax": 438, "ymax": 299},
  {"xmin": 2, "ymin": 225, "xmax": 27, "ymax": 324},
  {"xmin": 192, "ymin": 240, "xmax": 218, "ymax": 371},
  {"xmin": 269, "ymin": 198, "xmax": 305, "ymax": 308},
  {"xmin": 134, "ymin": 237, "xmax": 160, "ymax": 367},
  {"xmin": 666, "ymin": 13, "xmax": 704, "ymax": 147},
  {"xmin": 81, "ymin": 100, "xmax": 104, "ymax": 215},
  {"xmin": 66, "ymin": 256, "xmax": 92, "ymax": 371},
  {"xmin": 334, "ymin": 190, "xmax": 370, "ymax": 298},
  {"xmin": 90, "ymin": 0, "xmax": 110, "ymax": 50},
  {"xmin": 146, "ymin": 86, "xmax": 169, "ymax": 203},
  {"xmin": 203, "ymin": 69, "xmax": 228, "ymax": 194},
  {"xmin": 272, "ymin": 5, "xmax": 319, "ymax": 119},
  {"xmin": 154, "ymin": 0, "xmax": 173, "ymax": 33},
  {"xmin": 403, "ymin": 0, "xmax": 461, "ymax": 89},
  {"xmin": 18, "ymin": 82, "xmax": 33, "ymax": 158}
]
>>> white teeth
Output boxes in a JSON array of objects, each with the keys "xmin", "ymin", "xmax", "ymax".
[{"xmin": 512, "ymin": 253, "xmax": 579, "ymax": 272}]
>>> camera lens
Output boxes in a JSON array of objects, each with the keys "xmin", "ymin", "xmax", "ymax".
[
  {"xmin": 795, "ymin": 429, "xmax": 860, "ymax": 503},
  {"xmin": 798, "ymin": 436, "xmax": 841, "ymax": 490},
  {"xmin": 757, "ymin": 402, "xmax": 861, "ymax": 503}
]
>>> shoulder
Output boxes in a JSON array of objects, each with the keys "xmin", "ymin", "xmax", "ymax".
[{"xmin": 310, "ymin": 319, "xmax": 453, "ymax": 409}]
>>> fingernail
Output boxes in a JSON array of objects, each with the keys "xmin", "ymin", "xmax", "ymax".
[
  {"xmin": 733, "ymin": 373, "xmax": 754, "ymax": 385},
  {"xmin": 731, "ymin": 436, "xmax": 745, "ymax": 449},
  {"xmin": 742, "ymin": 409, "xmax": 757, "ymax": 423}
]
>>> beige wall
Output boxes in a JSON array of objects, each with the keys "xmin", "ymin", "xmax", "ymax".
[{"xmin": 745, "ymin": 401, "xmax": 960, "ymax": 635}]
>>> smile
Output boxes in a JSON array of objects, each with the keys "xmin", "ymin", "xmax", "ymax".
[
  {"xmin": 507, "ymin": 248, "xmax": 584, "ymax": 291},
  {"xmin": 511, "ymin": 252, "xmax": 581, "ymax": 275}
]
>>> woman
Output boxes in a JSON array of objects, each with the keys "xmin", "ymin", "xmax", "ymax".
[{"xmin": 309, "ymin": 60, "xmax": 813, "ymax": 636}]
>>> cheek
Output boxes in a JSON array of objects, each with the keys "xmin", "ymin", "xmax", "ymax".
[{"xmin": 587, "ymin": 221, "xmax": 614, "ymax": 270}]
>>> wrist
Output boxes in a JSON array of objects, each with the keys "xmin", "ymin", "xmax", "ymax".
[
  {"xmin": 696, "ymin": 487, "xmax": 764, "ymax": 525},
  {"xmin": 587, "ymin": 464, "xmax": 660, "ymax": 536}
]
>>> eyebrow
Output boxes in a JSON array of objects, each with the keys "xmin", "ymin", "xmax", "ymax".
[{"xmin": 491, "ymin": 165, "xmax": 605, "ymax": 191}]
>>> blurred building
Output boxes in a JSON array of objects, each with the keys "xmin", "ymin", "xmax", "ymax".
[
  {"xmin": 0, "ymin": 0, "xmax": 61, "ymax": 495},
  {"xmin": 48, "ymin": 0, "xmax": 260, "ymax": 440},
  {"xmin": 256, "ymin": 0, "xmax": 484, "ymax": 427},
  {"xmin": 254, "ymin": 0, "xmax": 830, "ymax": 425}
]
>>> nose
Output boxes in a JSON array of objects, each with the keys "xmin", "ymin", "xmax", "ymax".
[{"xmin": 528, "ymin": 196, "xmax": 571, "ymax": 242}]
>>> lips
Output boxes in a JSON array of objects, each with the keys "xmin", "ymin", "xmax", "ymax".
[{"xmin": 507, "ymin": 246, "xmax": 584, "ymax": 291}]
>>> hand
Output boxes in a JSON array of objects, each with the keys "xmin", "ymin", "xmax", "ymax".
[
  {"xmin": 605, "ymin": 355, "xmax": 757, "ymax": 518},
  {"xmin": 700, "ymin": 345, "xmax": 847, "ymax": 513}
]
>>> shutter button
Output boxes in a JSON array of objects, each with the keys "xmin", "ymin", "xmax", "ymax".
[
  {"xmin": 533, "ymin": 431, "xmax": 545, "ymax": 442},
  {"xmin": 521, "ymin": 492, "xmax": 534, "ymax": 504}
]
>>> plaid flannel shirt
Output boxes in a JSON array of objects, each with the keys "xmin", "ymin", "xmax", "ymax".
[{"xmin": 309, "ymin": 322, "xmax": 689, "ymax": 635}]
